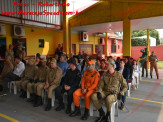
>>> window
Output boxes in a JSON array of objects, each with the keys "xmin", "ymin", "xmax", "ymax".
[
  {"xmin": 39, "ymin": 39, "xmax": 44, "ymax": 48},
  {"xmin": 111, "ymin": 45, "xmax": 116, "ymax": 53},
  {"xmin": 118, "ymin": 45, "xmax": 120, "ymax": 49}
]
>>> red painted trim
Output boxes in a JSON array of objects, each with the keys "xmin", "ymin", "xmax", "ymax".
[{"xmin": 0, "ymin": 15, "xmax": 62, "ymax": 27}]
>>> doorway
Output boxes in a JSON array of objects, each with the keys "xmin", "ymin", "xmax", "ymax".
[{"xmin": 0, "ymin": 38, "xmax": 6, "ymax": 58}]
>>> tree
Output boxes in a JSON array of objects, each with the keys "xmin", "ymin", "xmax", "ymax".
[{"xmin": 131, "ymin": 29, "xmax": 160, "ymax": 46}]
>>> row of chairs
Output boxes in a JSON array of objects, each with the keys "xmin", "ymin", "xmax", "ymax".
[{"xmin": 9, "ymin": 81, "xmax": 119, "ymax": 122}]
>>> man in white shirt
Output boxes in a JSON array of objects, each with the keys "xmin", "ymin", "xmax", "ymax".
[{"xmin": 0, "ymin": 56, "xmax": 25, "ymax": 95}]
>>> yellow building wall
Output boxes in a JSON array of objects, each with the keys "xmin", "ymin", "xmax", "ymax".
[
  {"xmin": 71, "ymin": 33, "xmax": 100, "ymax": 55},
  {"xmin": 2, "ymin": 24, "xmax": 63, "ymax": 56}
]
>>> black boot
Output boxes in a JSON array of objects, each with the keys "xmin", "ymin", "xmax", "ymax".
[
  {"xmin": 33, "ymin": 96, "xmax": 43, "ymax": 107},
  {"xmin": 19, "ymin": 90, "xmax": 24, "ymax": 98},
  {"xmin": 95, "ymin": 107, "xmax": 105, "ymax": 122},
  {"xmin": 81, "ymin": 108, "xmax": 89, "ymax": 120},
  {"xmin": 105, "ymin": 112, "xmax": 111, "ymax": 122},
  {"xmin": 151, "ymin": 75, "xmax": 152, "ymax": 79},
  {"xmin": 33, "ymin": 94, "xmax": 38, "ymax": 105},
  {"xmin": 27, "ymin": 94, "xmax": 34, "ymax": 102},
  {"xmin": 22, "ymin": 91, "xmax": 27, "ymax": 98},
  {"xmin": 69, "ymin": 106, "xmax": 81, "ymax": 117},
  {"xmin": 55, "ymin": 103, "xmax": 65, "ymax": 111},
  {"xmin": 65, "ymin": 105, "xmax": 71, "ymax": 114},
  {"xmin": 45, "ymin": 98, "xmax": 52, "ymax": 111}
]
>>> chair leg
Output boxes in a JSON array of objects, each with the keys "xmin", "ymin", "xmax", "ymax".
[
  {"xmin": 51, "ymin": 91, "xmax": 55, "ymax": 107},
  {"xmin": 12, "ymin": 82, "xmax": 17, "ymax": 95},
  {"xmin": 111, "ymin": 102, "xmax": 116, "ymax": 122},
  {"xmin": 9, "ymin": 82, "xmax": 12, "ymax": 93},
  {"xmin": 71, "ymin": 102, "xmax": 75, "ymax": 111},
  {"xmin": 115, "ymin": 101, "xmax": 118, "ymax": 117},
  {"xmin": 27, "ymin": 90, "xmax": 30, "ymax": 98},
  {"xmin": 90, "ymin": 102, "xmax": 94, "ymax": 116}
]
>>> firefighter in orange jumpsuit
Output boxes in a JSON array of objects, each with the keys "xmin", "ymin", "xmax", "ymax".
[{"xmin": 70, "ymin": 60, "xmax": 100, "ymax": 120}]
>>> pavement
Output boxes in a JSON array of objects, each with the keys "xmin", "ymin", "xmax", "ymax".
[{"xmin": 0, "ymin": 69, "xmax": 163, "ymax": 122}]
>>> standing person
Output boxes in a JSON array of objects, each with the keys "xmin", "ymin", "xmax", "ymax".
[
  {"xmin": 91, "ymin": 59, "xmax": 127, "ymax": 122},
  {"xmin": 16, "ymin": 45, "xmax": 26, "ymax": 64},
  {"xmin": 142, "ymin": 60, "xmax": 148, "ymax": 77},
  {"xmin": 5, "ymin": 44, "xmax": 14, "ymax": 65},
  {"xmin": 15, "ymin": 58, "xmax": 37, "ymax": 98},
  {"xmin": 132, "ymin": 60, "xmax": 139, "ymax": 89},
  {"xmin": 55, "ymin": 58, "xmax": 81, "ymax": 114},
  {"xmin": 70, "ymin": 60, "xmax": 100, "ymax": 120},
  {"xmin": 149, "ymin": 51, "xmax": 159, "ymax": 79},
  {"xmin": 44, "ymin": 58, "xmax": 62, "ymax": 111},
  {"xmin": 0, "ymin": 56, "xmax": 25, "ymax": 95},
  {"xmin": 57, "ymin": 54, "xmax": 69, "ymax": 76},
  {"xmin": 116, "ymin": 59, "xmax": 130, "ymax": 110},
  {"xmin": 55, "ymin": 44, "xmax": 63, "ymax": 58}
]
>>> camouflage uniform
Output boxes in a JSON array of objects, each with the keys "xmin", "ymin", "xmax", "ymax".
[{"xmin": 91, "ymin": 71, "xmax": 127, "ymax": 111}]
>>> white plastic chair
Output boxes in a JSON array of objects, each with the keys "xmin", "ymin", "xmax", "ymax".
[
  {"xmin": 127, "ymin": 83, "xmax": 131, "ymax": 97},
  {"xmin": 110, "ymin": 101, "xmax": 119, "ymax": 122},
  {"xmin": 9, "ymin": 81, "xmax": 17, "ymax": 95}
]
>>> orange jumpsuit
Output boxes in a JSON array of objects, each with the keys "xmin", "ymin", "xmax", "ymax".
[{"xmin": 73, "ymin": 69, "xmax": 100, "ymax": 109}]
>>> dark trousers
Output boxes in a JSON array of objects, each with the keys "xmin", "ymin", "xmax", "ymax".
[
  {"xmin": 121, "ymin": 92, "xmax": 127, "ymax": 106},
  {"xmin": 1, "ymin": 72, "xmax": 20, "ymax": 92},
  {"xmin": 55, "ymin": 86, "xmax": 76, "ymax": 106},
  {"xmin": 142, "ymin": 62, "xmax": 148, "ymax": 77}
]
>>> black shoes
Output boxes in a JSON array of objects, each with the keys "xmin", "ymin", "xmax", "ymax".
[
  {"xmin": 27, "ymin": 94, "xmax": 34, "ymax": 103},
  {"xmin": 55, "ymin": 104, "xmax": 65, "ymax": 111},
  {"xmin": 19, "ymin": 91, "xmax": 27, "ymax": 98},
  {"xmin": 33, "ymin": 96, "xmax": 43, "ymax": 107},
  {"xmin": 105, "ymin": 112, "xmax": 111, "ymax": 122},
  {"xmin": 69, "ymin": 106, "xmax": 81, "ymax": 117},
  {"xmin": 65, "ymin": 105, "xmax": 71, "ymax": 114},
  {"xmin": 95, "ymin": 107, "xmax": 106, "ymax": 122},
  {"xmin": 81, "ymin": 108, "xmax": 89, "ymax": 120},
  {"xmin": 45, "ymin": 98, "xmax": 52, "ymax": 111}
]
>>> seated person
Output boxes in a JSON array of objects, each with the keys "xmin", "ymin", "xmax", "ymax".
[
  {"xmin": 116, "ymin": 59, "xmax": 130, "ymax": 110},
  {"xmin": 15, "ymin": 58, "xmax": 37, "ymax": 98},
  {"xmin": 73, "ymin": 56, "xmax": 81, "ymax": 71},
  {"xmin": 91, "ymin": 59, "xmax": 127, "ymax": 122},
  {"xmin": 0, "ymin": 57, "xmax": 13, "ymax": 79},
  {"xmin": 95, "ymin": 59, "xmax": 101, "ymax": 71},
  {"xmin": 99, "ymin": 59, "xmax": 108, "ymax": 79},
  {"xmin": 44, "ymin": 58, "xmax": 62, "ymax": 111},
  {"xmin": 70, "ymin": 60, "xmax": 100, "ymax": 120},
  {"xmin": 57, "ymin": 54, "xmax": 69, "ymax": 76},
  {"xmin": 0, "ymin": 56, "xmax": 25, "ymax": 95},
  {"xmin": 55, "ymin": 58, "xmax": 81, "ymax": 114},
  {"xmin": 27, "ymin": 58, "xmax": 49, "ymax": 107}
]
